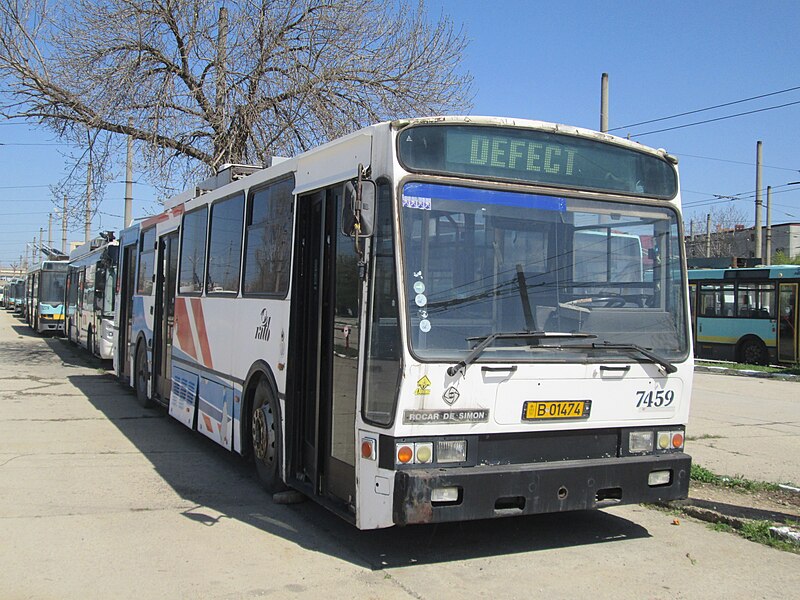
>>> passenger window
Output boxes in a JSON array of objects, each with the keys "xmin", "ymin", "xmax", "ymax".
[
  {"xmin": 243, "ymin": 176, "xmax": 294, "ymax": 296},
  {"xmin": 206, "ymin": 193, "xmax": 244, "ymax": 294},
  {"xmin": 179, "ymin": 207, "xmax": 208, "ymax": 295}
]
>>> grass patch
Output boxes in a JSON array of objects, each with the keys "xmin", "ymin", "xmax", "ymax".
[
  {"xmin": 696, "ymin": 360, "xmax": 800, "ymax": 376},
  {"xmin": 690, "ymin": 463, "xmax": 782, "ymax": 492},
  {"xmin": 740, "ymin": 520, "xmax": 800, "ymax": 554}
]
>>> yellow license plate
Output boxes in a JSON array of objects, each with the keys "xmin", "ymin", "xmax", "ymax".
[{"xmin": 522, "ymin": 400, "xmax": 591, "ymax": 421}]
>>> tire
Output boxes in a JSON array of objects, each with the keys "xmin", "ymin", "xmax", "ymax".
[
  {"xmin": 738, "ymin": 338, "xmax": 768, "ymax": 366},
  {"xmin": 135, "ymin": 342, "xmax": 155, "ymax": 408},
  {"xmin": 251, "ymin": 379, "xmax": 286, "ymax": 493}
]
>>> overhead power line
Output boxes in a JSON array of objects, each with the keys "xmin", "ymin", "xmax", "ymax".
[
  {"xmin": 610, "ymin": 84, "xmax": 800, "ymax": 132},
  {"xmin": 630, "ymin": 99, "xmax": 800, "ymax": 137}
]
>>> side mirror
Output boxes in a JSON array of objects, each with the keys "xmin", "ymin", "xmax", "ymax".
[{"xmin": 342, "ymin": 177, "xmax": 375, "ymax": 238}]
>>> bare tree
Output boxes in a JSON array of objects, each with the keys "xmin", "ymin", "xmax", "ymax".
[
  {"xmin": 0, "ymin": 0, "xmax": 472, "ymax": 205},
  {"xmin": 685, "ymin": 204, "xmax": 748, "ymax": 258}
]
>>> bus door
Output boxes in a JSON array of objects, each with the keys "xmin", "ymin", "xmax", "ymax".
[
  {"xmin": 118, "ymin": 244, "xmax": 137, "ymax": 379},
  {"xmin": 153, "ymin": 231, "xmax": 179, "ymax": 402},
  {"xmin": 688, "ymin": 283, "xmax": 697, "ymax": 354},
  {"xmin": 778, "ymin": 283, "xmax": 798, "ymax": 363},
  {"xmin": 288, "ymin": 184, "xmax": 359, "ymax": 510}
]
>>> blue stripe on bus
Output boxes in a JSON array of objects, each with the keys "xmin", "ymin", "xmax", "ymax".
[{"xmin": 403, "ymin": 182, "xmax": 566, "ymax": 212}]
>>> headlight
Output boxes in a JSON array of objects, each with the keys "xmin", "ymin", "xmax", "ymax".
[
  {"xmin": 437, "ymin": 440, "xmax": 467, "ymax": 463},
  {"xmin": 629, "ymin": 431, "xmax": 654, "ymax": 454}
]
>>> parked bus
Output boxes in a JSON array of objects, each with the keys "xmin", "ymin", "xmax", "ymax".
[
  {"xmin": 115, "ymin": 116, "xmax": 692, "ymax": 529},
  {"xmin": 6, "ymin": 278, "xmax": 23, "ymax": 312},
  {"xmin": 688, "ymin": 265, "xmax": 800, "ymax": 365},
  {"xmin": 25, "ymin": 260, "xmax": 68, "ymax": 334},
  {"xmin": 66, "ymin": 235, "xmax": 120, "ymax": 358}
]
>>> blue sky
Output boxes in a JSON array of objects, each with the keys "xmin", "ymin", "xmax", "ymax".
[{"xmin": 2, "ymin": 0, "xmax": 799, "ymax": 266}]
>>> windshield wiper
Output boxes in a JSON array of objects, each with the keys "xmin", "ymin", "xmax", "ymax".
[
  {"xmin": 447, "ymin": 331, "xmax": 597, "ymax": 377},
  {"xmin": 590, "ymin": 341, "xmax": 677, "ymax": 374}
]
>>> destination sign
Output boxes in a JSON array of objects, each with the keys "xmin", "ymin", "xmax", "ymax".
[
  {"xmin": 446, "ymin": 131, "xmax": 577, "ymax": 177},
  {"xmin": 397, "ymin": 124, "xmax": 677, "ymax": 199}
]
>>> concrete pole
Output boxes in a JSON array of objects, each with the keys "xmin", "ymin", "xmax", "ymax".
[
  {"xmin": 85, "ymin": 160, "xmax": 92, "ymax": 243},
  {"xmin": 600, "ymin": 73, "xmax": 609, "ymax": 133},
  {"xmin": 754, "ymin": 141, "xmax": 763, "ymax": 260},
  {"xmin": 765, "ymin": 185, "xmax": 772, "ymax": 265},
  {"xmin": 124, "ymin": 119, "xmax": 133, "ymax": 228},
  {"xmin": 62, "ymin": 195, "xmax": 68, "ymax": 254},
  {"xmin": 705, "ymin": 213, "xmax": 711, "ymax": 257}
]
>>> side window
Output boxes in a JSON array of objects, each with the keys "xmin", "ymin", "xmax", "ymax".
[
  {"xmin": 207, "ymin": 193, "xmax": 245, "ymax": 294},
  {"xmin": 178, "ymin": 207, "xmax": 208, "ymax": 295},
  {"xmin": 243, "ymin": 176, "xmax": 294, "ymax": 296},
  {"xmin": 364, "ymin": 180, "xmax": 402, "ymax": 426},
  {"xmin": 699, "ymin": 283, "xmax": 734, "ymax": 317},
  {"xmin": 137, "ymin": 227, "xmax": 156, "ymax": 295},
  {"xmin": 736, "ymin": 283, "xmax": 775, "ymax": 319}
]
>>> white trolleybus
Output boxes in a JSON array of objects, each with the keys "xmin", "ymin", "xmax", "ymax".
[
  {"xmin": 66, "ymin": 234, "xmax": 120, "ymax": 359},
  {"xmin": 115, "ymin": 116, "xmax": 692, "ymax": 529}
]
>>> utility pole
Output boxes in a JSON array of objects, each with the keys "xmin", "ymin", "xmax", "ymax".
[
  {"xmin": 600, "ymin": 73, "xmax": 609, "ymax": 133},
  {"xmin": 38, "ymin": 227, "xmax": 44, "ymax": 262},
  {"xmin": 754, "ymin": 141, "xmax": 763, "ymax": 261},
  {"xmin": 48, "ymin": 213, "xmax": 53, "ymax": 255},
  {"xmin": 62, "ymin": 195, "xmax": 68, "ymax": 254},
  {"xmin": 689, "ymin": 219, "xmax": 695, "ymax": 257},
  {"xmin": 85, "ymin": 159, "xmax": 92, "ymax": 243},
  {"xmin": 765, "ymin": 185, "xmax": 772, "ymax": 265},
  {"xmin": 705, "ymin": 213, "xmax": 711, "ymax": 257},
  {"xmin": 124, "ymin": 119, "xmax": 133, "ymax": 227}
]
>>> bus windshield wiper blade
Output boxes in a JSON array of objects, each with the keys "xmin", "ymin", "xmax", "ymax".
[
  {"xmin": 448, "ymin": 331, "xmax": 597, "ymax": 377},
  {"xmin": 591, "ymin": 342, "xmax": 677, "ymax": 374}
]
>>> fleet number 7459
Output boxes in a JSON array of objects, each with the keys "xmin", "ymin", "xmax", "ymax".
[{"xmin": 636, "ymin": 389, "xmax": 675, "ymax": 408}]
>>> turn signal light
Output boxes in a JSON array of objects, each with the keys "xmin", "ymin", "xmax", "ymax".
[
  {"xmin": 397, "ymin": 444, "xmax": 413, "ymax": 464},
  {"xmin": 656, "ymin": 430, "xmax": 685, "ymax": 451},
  {"xmin": 361, "ymin": 438, "xmax": 376, "ymax": 460}
]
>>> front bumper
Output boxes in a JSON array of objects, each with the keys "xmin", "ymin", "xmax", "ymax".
[{"xmin": 393, "ymin": 453, "xmax": 690, "ymax": 525}]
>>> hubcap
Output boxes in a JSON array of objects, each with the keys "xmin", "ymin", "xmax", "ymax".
[{"xmin": 253, "ymin": 404, "xmax": 275, "ymax": 465}]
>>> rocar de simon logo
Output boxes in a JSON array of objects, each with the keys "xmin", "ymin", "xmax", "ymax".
[{"xmin": 255, "ymin": 308, "xmax": 271, "ymax": 341}]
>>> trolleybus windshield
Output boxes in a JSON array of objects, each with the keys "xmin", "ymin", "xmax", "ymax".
[{"xmin": 400, "ymin": 182, "xmax": 687, "ymax": 363}]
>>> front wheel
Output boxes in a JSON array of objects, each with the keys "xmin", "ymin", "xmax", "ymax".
[
  {"xmin": 135, "ymin": 343, "xmax": 154, "ymax": 407},
  {"xmin": 251, "ymin": 379, "xmax": 286, "ymax": 493}
]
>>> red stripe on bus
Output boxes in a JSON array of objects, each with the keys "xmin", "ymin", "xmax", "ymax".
[
  {"xmin": 191, "ymin": 298, "xmax": 214, "ymax": 369},
  {"xmin": 173, "ymin": 297, "xmax": 198, "ymax": 362}
]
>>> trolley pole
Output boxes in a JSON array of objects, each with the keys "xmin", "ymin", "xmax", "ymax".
[
  {"xmin": 600, "ymin": 73, "xmax": 609, "ymax": 133},
  {"xmin": 85, "ymin": 159, "xmax": 92, "ymax": 243},
  {"xmin": 48, "ymin": 213, "xmax": 53, "ymax": 255},
  {"xmin": 62, "ymin": 195, "xmax": 68, "ymax": 254},
  {"xmin": 765, "ymin": 185, "xmax": 772, "ymax": 265},
  {"xmin": 124, "ymin": 119, "xmax": 133, "ymax": 228},
  {"xmin": 754, "ymin": 141, "xmax": 763, "ymax": 261},
  {"xmin": 705, "ymin": 213, "xmax": 711, "ymax": 257}
]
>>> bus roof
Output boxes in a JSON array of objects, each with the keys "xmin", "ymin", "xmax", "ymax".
[{"xmin": 688, "ymin": 265, "xmax": 800, "ymax": 281}]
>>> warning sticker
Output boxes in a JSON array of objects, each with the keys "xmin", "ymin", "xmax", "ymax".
[{"xmin": 414, "ymin": 375, "xmax": 432, "ymax": 396}]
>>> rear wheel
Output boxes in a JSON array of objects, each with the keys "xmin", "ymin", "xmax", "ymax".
[
  {"xmin": 738, "ymin": 338, "xmax": 768, "ymax": 365},
  {"xmin": 251, "ymin": 379, "xmax": 286, "ymax": 493},
  {"xmin": 135, "ymin": 342, "xmax": 154, "ymax": 407}
]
